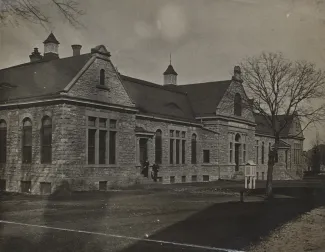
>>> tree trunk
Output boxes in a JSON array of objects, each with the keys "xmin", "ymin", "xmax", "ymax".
[{"xmin": 266, "ymin": 134, "xmax": 280, "ymax": 198}]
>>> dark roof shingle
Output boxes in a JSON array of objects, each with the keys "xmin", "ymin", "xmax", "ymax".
[
  {"xmin": 0, "ymin": 53, "xmax": 92, "ymax": 101},
  {"xmin": 254, "ymin": 113, "xmax": 294, "ymax": 137},
  {"xmin": 121, "ymin": 75, "xmax": 196, "ymax": 121},
  {"xmin": 178, "ymin": 81, "xmax": 232, "ymax": 117}
]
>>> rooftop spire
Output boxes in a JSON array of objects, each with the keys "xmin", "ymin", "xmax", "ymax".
[{"xmin": 163, "ymin": 54, "xmax": 178, "ymax": 85}]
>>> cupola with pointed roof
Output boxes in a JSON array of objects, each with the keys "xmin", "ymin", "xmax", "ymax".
[
  {"xmin": 163, "ymin": 54, "xmax": 178, "ymax": 85},
  {"xmin": 43, "ymin": 32, "xmax": 60, "ymax": 60}
]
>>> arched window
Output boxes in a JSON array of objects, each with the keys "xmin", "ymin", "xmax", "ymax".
[
  {"xmin": 41, "ymin": 116, "xmax": 52, "ymax": 164},
  {"xmin": 191, "ymin": 134, "xmax": 197, "ymax": 164},
  {"xmin": 0, "ymin": 120, "xmax": 7, "ymax": 164},
  {"xmin": 100, "ymin": 69, "xmax": 105, "ymax": 85},
  {"xmin": 155, "ymin": 129, "xmax": 162, "ymax": 164},
  {"xmin": 234, "ymin": 93, "xmax": 242, "ymax": 116},
  {"xmin": 261, "ymin": 142, "xmax": 265, "ymax": 164},
  {"xmin": 22, "ymin": 118, "xmax": 32, "ymax": 164}
]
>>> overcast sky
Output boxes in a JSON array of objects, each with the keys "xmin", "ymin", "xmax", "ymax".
[{"xmin": 1, "ymin": 0, "xmax": 325, "ymax": 149}]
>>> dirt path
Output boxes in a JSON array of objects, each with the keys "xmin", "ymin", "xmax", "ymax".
[{"xmin": 249, "ymin": 207, "xmax": 325, "ymax": 252}]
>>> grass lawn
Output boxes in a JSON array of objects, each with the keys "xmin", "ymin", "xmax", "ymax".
[{"xmin": 0, "ymin": 181, "xmax": 324, "ymax": 252}]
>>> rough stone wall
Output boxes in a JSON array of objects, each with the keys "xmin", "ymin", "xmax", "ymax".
[
  {"xmin": 0, "ymin": 102, "xmax": 138, "ymax": 194},
  {"xmin": 135, "ymin": 118, "xmax": 219, "ymax": 183},
  {"xmin": 216, "ymin": 80, "xmax": 255, "ymax": 123},
  {"xmin": 67, "ymin": 56, "xmax": 135, "ymax": 108}
]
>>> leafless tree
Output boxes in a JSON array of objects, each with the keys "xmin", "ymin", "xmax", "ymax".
[
  {"xmin": 0, "ymin": 0, "xmax": 84, "ymax": 28},
  {"xmin": 240, "ymin": 52, "xmax": 325, "ymax": 197}
]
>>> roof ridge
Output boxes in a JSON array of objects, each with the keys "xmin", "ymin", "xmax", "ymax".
[
  {"xmin": 0, "ymin": 53, "xmax": 91, "ymax": 71},
  {"xmin": 181, "ymin": 79, "xmax": 231, "ymax": 86},
  {"xmin": 121, "ymin": 75, "xmax": 188, "ymax": 95}
]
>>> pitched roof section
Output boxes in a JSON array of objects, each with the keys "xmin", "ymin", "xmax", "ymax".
[
  {"xmin": 43, "ymin": 32, "xmax": 60, "ymax": 44},
  {"xmin": 0, "ymin": 53, "xmax": 92, "ymax": 101},
  {"xmin": 121, "ymin": 75, "xmax": 196, "ymax": 121},
  {"xmin": 178, "ymin": 81, "xmax": 232, "ymax": 117},
  {"xmin": 163, "ymin": 64, "xmax": 178, "ymax": 75},
  {"xmin": 254, "ymin": 113, "xmax": 294, "ymax": 137}
]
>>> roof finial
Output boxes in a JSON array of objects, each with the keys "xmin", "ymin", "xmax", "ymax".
[{"xmin": 170, "ymin": 53, "xmax": 171, "ymax": 65}]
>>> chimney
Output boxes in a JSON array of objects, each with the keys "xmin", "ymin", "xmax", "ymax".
[
  {"xmin": 72, "ymin": 44, "xmax": 82, "ymax": 56},
  {"xmin": 29, "ymin": 48, "xmax": 43, "ymax": 62},
  {"xmin": 232, "ymin": 66, "xmax": 243, "ymax": 83}
]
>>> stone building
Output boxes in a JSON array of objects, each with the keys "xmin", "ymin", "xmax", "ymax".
[{"xmin": 0, "ymin": 33, "xmax": 304, "ymax": 194}]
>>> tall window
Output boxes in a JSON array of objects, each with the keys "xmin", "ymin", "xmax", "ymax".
[
  {"xmin": 191, "ymin": 134, "xmax": 197, "ymax": 164},
  {"xmin": 87, "ymin": 117, "xmax": 117, "ymax": 165},
  {"xmin": 155, "ymin": 130, "xmax": 162, "ymax": 164},
  {"xmin": 182, "ymin": 132, "xmax": 186, "ymax": 164},
  {"xmin": 255, "ymin": 140, "xmax": 259, "ymax": 164},
  {"xmin": 99, "ymin": 118, "xmax": 107, "ymax": 164},
  {"xmin": 229, "ymin": 142, "xmax": 233, "ymax": 163},
  {"xmin": 234, "ymin": 93, "xmax": 242, "ymax": 116},
  {"xmin": 109, "ymin": 119, "xmax": 117, "ymax": 164},
  {"xmin": 100, "ymin": 69, "xmax": 105, "ymax": 85},
  {"xmin": 261, "ymin": 142, "xmax": 265, "ymax": 164},
  {"xmin": 243, "ymin": 144, "xmax": 246, "ymax": 164},
  {"xmin": 41, "ymin": 116, "xmax": 52, "ymax": 164},
  {"xmin": 22, "ymin": 118, "xmax": 32, "ymax": 164},
  {"xmin": 0, "ymin": 120, "xmax": 7, "ymax": 164}
]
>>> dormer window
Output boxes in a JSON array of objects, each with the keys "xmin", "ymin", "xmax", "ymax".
[{"xmin": 100, "ymin": 69, "xmax": 105, "ymax": 85}]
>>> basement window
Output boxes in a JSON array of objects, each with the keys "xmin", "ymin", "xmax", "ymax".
[
  {"xmin": 40, "ymin": 182, "xmax": 51, "ymax": 195},
  {"xmin": 21, "ymin": 181, "xmax": 31, "ymax": 193},
  {"xmin": 99, "ymin": 181, "xmax": 107, "ymax": 191},
  {"xmin": 0, "ymin": 179, "xmax": 6, "ymax": 191}
]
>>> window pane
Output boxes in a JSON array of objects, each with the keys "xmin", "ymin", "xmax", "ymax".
[
  {"xmin": 0, "ymin": 128, "xmax": 6, "ymax": 163},
  {"xmin": 88, "ymin": 117, "xmax": 96, "ymax": 127},
  {"xmin": 181, "ymin": 132, "xmax": 186, "ymax": 138},
  {"xmin": 170, "ymin": 130, "xmax": 174, "ymax": 137},
  {"xmin": 100, "ymin": 69, "xmax": 105, "ymax": 85},
  {"xmin": 176, "ymin": 139, "xmax": 180, "ymax": 164},
  {"xmin": 23, "ymin": 146, "xmax": 32, "ymax": 164},
  {"xmin": 191, "ymin": 139, "xmax": 196, "ymax": 164},
  {"xmin": 109, "ymin": 131, "xmax": 116, "ymax": 164},
  {"xmin": 203, "ymin": 150, "xmax": 210, "ymax": 163},
  {"xmin": 110, "ymin": 119, "xmax": 117, "ymax": 129},
  {"xmin": 88, "ymin": 129, "xmax": 96, "ymax": 164},
  {"xmin": 170, "ymin": 139, "xmax": 174, "ymax": 164},
  {"xmin": 182, "ymin": 140, "xmax": 186, "ymax": 164},
  {"xmin": 41, "ymin": 125, "xmax": 52, "ymax": 164},
  {"xmin": 99, "ymin": 130, "xmax": 107, "ymax": 164},
  {"xmin": 176, "ymin": 131, "xmax": 180, "ymax": 138},
  {"xmin": 23, "ymin": 126, "xmax": 32, "ymax": 146},
  {"xmin": 99, "ymin": 118, "xmax": 107, "ymax": 128}
]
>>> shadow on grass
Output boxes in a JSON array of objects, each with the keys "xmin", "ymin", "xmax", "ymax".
[
  {"xmin": 118, "ymin": 187, "xmax": 325, "ymax": 252},
  {"xmin": 0, "ymin": 181, "xmax": 112, "ymax": 252}
]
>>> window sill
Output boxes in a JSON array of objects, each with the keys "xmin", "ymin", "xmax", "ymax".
[
  {"xmin": 85, "ymin": 164, "xmax": 118, "ymax": 168},
  {"xmin": 96, "ymin": 85, "xmax": 110, "ymax": 91}
]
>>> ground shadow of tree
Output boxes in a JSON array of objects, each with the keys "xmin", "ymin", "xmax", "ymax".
[
  {"xmin": 118, "ymin": 187, "xmax": 325, "ymax": 252},
  {"xmin": 0, "ymin": 181, "xmax": 111, "ymax": 252}
]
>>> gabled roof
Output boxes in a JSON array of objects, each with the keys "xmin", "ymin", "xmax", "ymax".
[
  {"xmin": 121, "ymin": 75, "xmax": 196, "ymax": 122},
  {"xmin": 254, "ymin": 113, "xmax": 294, "ymax": 137},
  {"xmin": 0, "ymin": 53, "xmax": 92, "ymax": 101},
  {"xmin": 178, "ymin": 81, "xmax": 232, "ymax": 117}
]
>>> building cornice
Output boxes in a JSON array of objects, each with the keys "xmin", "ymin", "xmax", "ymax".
[
  {"xmin": 0, "ymin": 95, "xmax": 138, "ymax": 113},
  {"xmin": 137, "ymin": 114, "xmax": 202, "ymax": 127},
  {"xmin": 197, "ymin": 115, "xmax": 256, "ymax": 127}
]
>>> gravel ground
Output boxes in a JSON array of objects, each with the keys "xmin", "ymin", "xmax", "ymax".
[{"xmin": 249, "ymin": 207, "xmax": 325, "ymax": 252}]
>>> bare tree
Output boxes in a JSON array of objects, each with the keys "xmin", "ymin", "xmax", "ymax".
[
  {"xmin": 240, "ymin": 52, "xmax": 325, "ymax": 198},
  {"xmin": 0, "ymin": 0, "xmax": 84, "ymax": 27}
]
